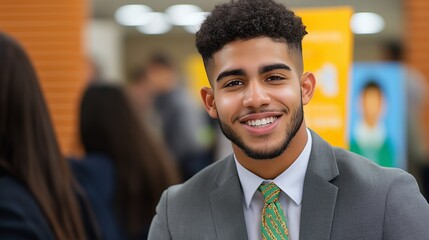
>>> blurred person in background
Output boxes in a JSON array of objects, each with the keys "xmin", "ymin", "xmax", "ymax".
[
  {"xmin": 70, "ymin": 84, "xmax": 181, "ymax": 239},
  {"xmin": 146, "ymin": 52, "xmax": 215, "ymax": 180},
  {"xmin": 68, "ymin": 57, "xmax": 104, "ymax": 160},
  {"xmin": 382, "ymin": 41, "xmax": 429, "ymax": 201},
  {"xmin": 0, "ymin": 32, "xmax": 98, "ymax": 240},
  {"xmin": 127, "ymin": 64, "xmax": 160, "ymax": 136}
]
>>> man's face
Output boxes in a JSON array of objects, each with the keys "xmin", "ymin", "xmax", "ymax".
[{"xmin": 202, "ymin": 37, "xmax": 309, "ymax": 160}]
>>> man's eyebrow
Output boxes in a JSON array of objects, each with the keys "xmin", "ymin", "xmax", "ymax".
[
  {"xmin": 259, "ymin": 63, "xmax": 291, "ymax": 74},
  {"xmin": 216, "ymin": 69, "xmax": 246, "ymax": 82}
]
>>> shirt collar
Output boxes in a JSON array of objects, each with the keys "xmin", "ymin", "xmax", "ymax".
[{"xmin": 235, "ymin": 129, "xmax": 312, "ymax": 209}]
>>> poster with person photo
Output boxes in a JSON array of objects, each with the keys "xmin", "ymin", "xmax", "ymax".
[{"xmin": 349, "ymin": 62, "xmax": 406, "ymax": 169}]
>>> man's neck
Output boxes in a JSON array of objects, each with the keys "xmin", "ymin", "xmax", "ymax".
[{"xmin": 233, "ymin": 124, "xmax": 309, "ymax": 179}]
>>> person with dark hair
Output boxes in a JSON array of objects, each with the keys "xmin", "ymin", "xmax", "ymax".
[
  {"xmin": 382, "ymin": 40, "xmax": 429, "ymax": 201},
  {"xmin": 71, "ymin": 84, "xmax": 180, "ymax": 239},
  {"xmin": 127, "ymin": 64, "xmax": 156, "ymax": 122},
  {"xmin": 148, "ymin": 0, "xmax": 429, "ymax": 239},
  {"xmin": 146, "ymin": 52, "xmax": 215, "ymax": 180},
  {"xmin": 0, "ymin": 32, "xmax": 98, "ymax": 240},
  {"xmin": 350, "ymin": 81, "xmax": 394, "ymax": 167}
]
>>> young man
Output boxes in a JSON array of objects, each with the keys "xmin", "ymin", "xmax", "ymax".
[{"xmin": 148, "ymin": 0, "xmax": 429, "ymax": 239}]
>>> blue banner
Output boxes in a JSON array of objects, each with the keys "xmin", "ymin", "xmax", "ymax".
[{"xmin": 349, "ymin": 62, "xmax": 406, "ymax": 169}]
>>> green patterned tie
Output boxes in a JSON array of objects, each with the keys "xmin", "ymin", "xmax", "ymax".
[{"xmin": 258, "ymin": 182, "xmax": 289, "ymax": 240}]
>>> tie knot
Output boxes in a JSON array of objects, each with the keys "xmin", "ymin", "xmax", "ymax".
[{"xmin": 258, "ymin": 182, "xmax": 281, "ymax": 204}]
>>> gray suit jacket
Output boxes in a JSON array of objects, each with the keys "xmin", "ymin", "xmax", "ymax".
[{"xmin": 148, "ymin": 131, "xmax": 429, "ymax": 239}]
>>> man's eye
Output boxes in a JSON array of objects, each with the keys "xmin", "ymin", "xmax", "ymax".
[
  {"xmin": 266, "ymin": 75, "xmax": 285, "ymax": 81},
  {"xmin": 224, "ymin": 80, "xmax": 243, "ymax": 88}
]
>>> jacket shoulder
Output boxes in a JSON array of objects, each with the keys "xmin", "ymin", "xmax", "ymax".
[
  {"xmin": 332, "ymin": 147, "xmax": 409, "ymax": 188},
  {"xmin": 0, "ymin": 176, "xmax": 55, "ymax": 240},
  {"xmin": 331, "ymin": 148, "xmax": 429, "ymax": 238},
  {"xmin": 166, "ymin": 156, "xmax": 232, "ymax": 200},
  {"xmin": 149, "ymin": 156, "xmax": 234, "ymax": 238},
  {"xmin": 0, "ymin": 176, "xmax": 40, "ymax": 212}
]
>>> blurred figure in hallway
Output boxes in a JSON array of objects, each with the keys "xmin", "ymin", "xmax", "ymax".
[
  {"xmin": 146, "ymin": 52, "xmax": 215, "ymax": 180},
  {"xmin": 127, "ymin": 63, "xmax": 160, "ymax": 137},
  {"xmin": 71, "ymin": 84, "xmax": 181, "ymax": 239},
  {"xmin": 382, "ymin": 41, "xmax": 429, "ymax": 201},
  {"xmin": 0, "ymin": 32, "xmax": 96, "ymax": 240}
]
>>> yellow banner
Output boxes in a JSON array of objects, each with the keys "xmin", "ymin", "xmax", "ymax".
[
  {"xmin": 186, "ymin": 53, "xmax": 210, "ymax": 104},
  {"xmin": 296, "ymin": 7, "xmax": 353, "ymax": 148}
]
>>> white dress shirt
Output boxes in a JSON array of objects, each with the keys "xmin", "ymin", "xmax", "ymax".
[{"xmin": 235, "ymin": 129, "xmax": 312, "ymax": 240}]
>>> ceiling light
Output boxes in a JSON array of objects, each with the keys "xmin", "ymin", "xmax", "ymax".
[
  {"xmin": 115, "ymin": 4, "xmax": 153, "ymax": 26},
  {"xmin": 350, "ymin": 12, "xmax": 385, "ymax": 34},
  {"xmin": 165, "ymin": 4, "xmax": 203, "ymax": 26},
  {"xmin": 183, "ymin": 12, "xmax": 209, "ymax": 33},
  {"xmin": 136, "ymin": 12, "xmax": 172, "ymax": 34}
]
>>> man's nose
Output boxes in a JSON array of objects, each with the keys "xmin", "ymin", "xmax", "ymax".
[{"xmin": 242, "ymin": 81, "xmax": 270, "ymax": 109}]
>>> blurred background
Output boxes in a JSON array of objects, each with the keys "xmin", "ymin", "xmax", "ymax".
[
  {"xmin": 89, "ymin": 0, "xmax": 404, "ymax": 80},
  {"xmin": 1, "ymin": 0, "xmax": 428, "ymax": 196}
]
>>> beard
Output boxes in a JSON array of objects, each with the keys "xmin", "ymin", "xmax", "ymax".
[{"xmin": 218, "ymin": 102, "xmax": 304, "ymax": 160}]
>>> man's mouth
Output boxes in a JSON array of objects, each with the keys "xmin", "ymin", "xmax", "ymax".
[{"xmin": 245, "ymin": 116, "xmax": 279, "ymax": 128}]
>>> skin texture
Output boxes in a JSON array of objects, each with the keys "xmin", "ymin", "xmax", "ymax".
[{"xmin": 201, "ymin": 37, "xmax": 316, "ymax": 179}]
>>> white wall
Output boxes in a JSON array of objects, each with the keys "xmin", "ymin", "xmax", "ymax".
[{"xmin": 85, "ymin": 19, "xmax": 123, "ymax": 82}]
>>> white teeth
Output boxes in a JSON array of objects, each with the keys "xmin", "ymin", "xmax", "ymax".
[{"xmin": 246, "ymin": 117, "xmax": 277, "ymax": 127}]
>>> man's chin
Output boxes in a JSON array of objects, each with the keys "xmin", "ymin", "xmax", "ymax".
[{"xmin": 241, "ymin": 146, "xmax": 286, "ymax": 160}]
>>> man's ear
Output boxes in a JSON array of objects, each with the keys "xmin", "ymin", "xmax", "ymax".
[
  {"xmin": 201, "ymin": 87, "xmax": 218, "ymax": 118},
  {"xmin": 301, "ymin": 72, "xmax": 316, "ymax": 105}
]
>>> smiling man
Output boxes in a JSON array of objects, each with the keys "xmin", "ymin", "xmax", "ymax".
[{"xmin": 148, "ymin": 1, "xmax": 429, "ymax": 239}]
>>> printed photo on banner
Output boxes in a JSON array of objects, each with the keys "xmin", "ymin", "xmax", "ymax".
[{"xmin": 349, "ymin": 62, "xmax": 406, "ymax": 169}]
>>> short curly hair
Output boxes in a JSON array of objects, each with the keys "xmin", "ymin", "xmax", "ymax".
[{"xmin": 196, "ymin": 0, "xmax": 307, "ymax": 64}]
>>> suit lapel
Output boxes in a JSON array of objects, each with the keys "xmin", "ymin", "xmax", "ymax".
[
  {"xmin": 210, "ymin": 156, "xmax": 248, "ymax": 240},
  {"xmin": 300, "ymin": 131, "xmax": 339, "ymax": 240}
]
